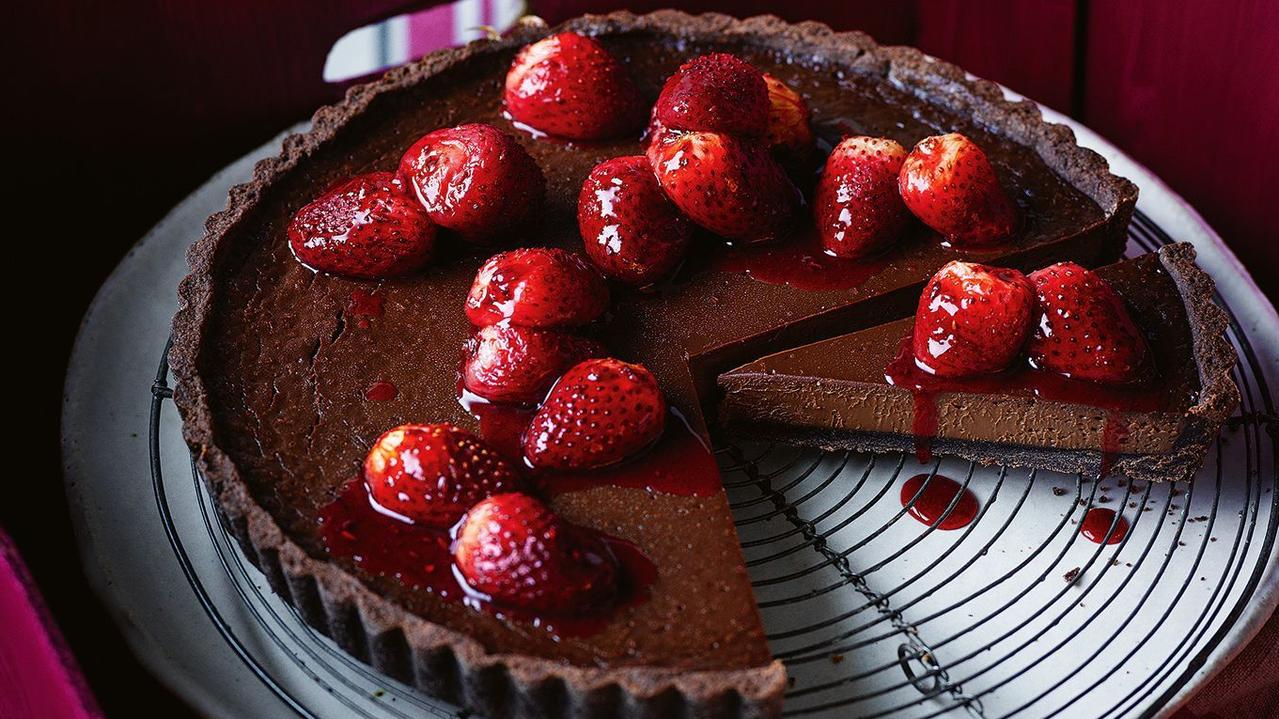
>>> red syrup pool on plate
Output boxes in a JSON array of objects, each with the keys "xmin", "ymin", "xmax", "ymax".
[
  {"xmin": 900, "ymin": 473, "xmax": 979, "ymax": 530},
  {"xmin": 319, "ymin": 478, "xmax": 656, "ymax": 638},
  {"xmin": 884, "ymin": 336, "xmax": 1168, "ymax": 465},
  {"xmin": 1080, "ymin": 507, "xmax": 1129, "ymax": 545}
]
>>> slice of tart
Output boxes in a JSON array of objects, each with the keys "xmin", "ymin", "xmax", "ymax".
[
  {"xmin": 718, "ymin": 243, "xmax": 1239, "ymax": 482},
  {"xmin": 169, "ymin": 10, "xmax": 1141, "ymax": 719}
]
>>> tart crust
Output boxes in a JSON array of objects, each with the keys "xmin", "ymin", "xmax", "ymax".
[{"xmin": 170, "ymin": 10, "xmax": 1141, "ymax": 718}]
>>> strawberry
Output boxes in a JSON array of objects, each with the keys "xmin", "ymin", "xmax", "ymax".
[
  {"xmin": 653, "ymin": 53, "xmax": 769, "ymax": 136},
  {"xmin": 453, "ymin": 493, "xmax": 619, "ymax": 611},
  {"xmin": 287, "ymin": 172, "xmax": 436, "ymax": 279},
  {"xmin": 397, "ymin": 123, "xmax": 545, "ymax": 243},
  {"xmin": 898, "ymin": 133, "xmax": 1017, "ymax": 247},
  {"xmin": 815, "ymin": 136, "xmax": 910, "ymax": 258},
  {"xmin": 912, "ymin": 261, "xmax": 1036, "ymax": 377},
  {"xmin": 363, "ymin": 424, "xmax": 524, "ymax": 528},
  {"xmin": 503, "ymin": 32, "xmax": 645, "ymax": 141},
  {"xmin": 462, "ymin": 324, "xmax": 606, "ymax": 404},
  {"xmin": 578, "ymin": 155, "xmax": 693, "ymax": 285},
  {"xmin": 761, "ymin": 73, "xmax": 813, "ymax": 157},
  {"xmin": 465, "ymin": 247, "xmax": 609, "ymax": 329},
  {"xmin": 649, "ymin": 130, "xmax": 797, "ymax": 244},
  {"xmin": 1026, "ymin": 262, "xmax": 1149, "ymax": 383},
  {"xmin": 524, "ymin": 358, "xmax": 666, "ymax": 470}
]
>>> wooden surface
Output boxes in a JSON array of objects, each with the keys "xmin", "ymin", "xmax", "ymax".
[{"xmin": 8, "ymin": 1, "xmax": 1277, "ymax": 716}]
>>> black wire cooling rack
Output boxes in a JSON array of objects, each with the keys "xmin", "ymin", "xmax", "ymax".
[{"xmin": 149, "ymin": 211, "xmax": 1279, "ymax": 719}]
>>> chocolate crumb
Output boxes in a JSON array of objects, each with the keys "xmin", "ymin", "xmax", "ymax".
[
  {"xmin": 1064, "ymin": 567, "xmax": 1081, "ymax": 583},
  {"xmin": 830, "ymin": 654, "xmax": 845, "ymax": 665},
  {"xmin": 1052, "ymin": 487, "xmax": 1067, "ymax": 496}
]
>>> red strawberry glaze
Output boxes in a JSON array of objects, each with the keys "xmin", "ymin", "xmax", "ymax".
[
  {"xmin": 319, "ymin": 479, "xmax": 655, "ymax": 637},
  {"xmin": 458, "ymin": 382, "xmax": 720, "ymax": 498},
  {"xmin": 709, "ymin": 227, "xmax": 890, "ymax": 291},
  {"xmin": 884, "ymin": 337, "xmax": 1168, "ymax": 464},
  {"xmin": 1080, "ymin": 507, "xmax": 1129, "ymax": 545},
  {"xmin": 899, "ymin": 474, "xmax": 979, "ymax": 530},
  {"xmin": 538, "ymin": 410, "xmax": 722, "ymax": 498},
  {"xmin": 348, "ymin": 289, "xmax": 385, "ymax": 319},
  {"xmin": 457, "ymin": 386, "xmax": 536, "ymax": 463},
  {"xmin": 364, "ymin": 380, "xmax": 398, "ymax": 401}
]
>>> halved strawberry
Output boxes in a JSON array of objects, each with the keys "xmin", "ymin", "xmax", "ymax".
[
  {"xmin": 453, "ymin": 492, "xmax": 619, "ymax": 611},
  {"xmin": 397, "ymin": 123, "xmax": 545, "ymax": 243},
  {"xmin": 287, "ymin": 172, "xmax": 436, "ymax": 279},
  {"xmin": 363, "ymin": 424, "xmax": 523, "ymax": 528},
  {"xmin": 815, "ymin": 136, "xmax": 910, "ymax": 258},
  {"xmin": 523, "ymin": 358, "xmax": 666, "ymax": 470},
  {"xmin": 898, "ymin": 133, "xmax": 1017, "ymax": 247},
  {"xmin": 465, "ymin": 247, "xmax": 609, "ymax": 329},
  {"xmin": 912, "ymin": 261, "xmax": 1036, "ymax": 377},
  {"xmin": 1026, "ymin": 262, "xmax": 1149, "ymax": 383},
  {"xmin": 653, "ymin": 53, "xmax": 769, "ymax": 136},
  {"xmin": 650, "ymin": 130, "xmax": 797, "ymax": 244},
  {"xmin": 762, "ymin": 73, "xmax": 813, "ymax": 158},
  {"xmin": 462, "ymin": 325, "xmax": 606, "ymax": 404},
  {"xmin": 578, "ymin": 155, "xmax": 693, "ymax": 285},
  {"xmin": 503, "ymin": 32, "xmax": 645, "ymax": 141}
]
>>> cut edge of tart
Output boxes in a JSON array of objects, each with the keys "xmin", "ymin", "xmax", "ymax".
[
  {"xmin": 169, "ymin": 10, "xmax": 1141, "ymax": 719},
  {"xmin": 718, "ymin": 243, "xmax": 1240, "ymax": 484}
]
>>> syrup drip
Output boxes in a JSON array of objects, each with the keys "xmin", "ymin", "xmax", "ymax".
[
  {"xmin": 1099, "ymin": 416, "xmax": 1131, "ymax": 478},
  {"xmin": 348, "ymin": 289, "xmax": 385, "ymax": 328},
  {"xmin": 319, "ymin": 478, "xmax": 656, "ymax": 638},
  {"xmin": 1080, "ymin": 507, "xmax": 1129, "ymax": 545},
  {"xmin": 709, "ymin": 227, "xmax": 887, "ymax": 291},
  {"xmin": 885, "ymin": 336, "xmax": 1167, "ymax": 468},
  {"xmin": 363, "ymin": 380, "xmax": 398, "ymax": 401},
  {"xmin": 900, "ymin": 473, "xmax": 980, "ymax": 530}
]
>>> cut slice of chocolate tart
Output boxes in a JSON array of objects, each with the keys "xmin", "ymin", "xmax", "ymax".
[
  {"xmin": 719, "ymin": 243, "xmax": 1239, "ymax": 483},
  {"xmin": 169, "ymin": 10, "xmax": 1140, "ymax": 719}
]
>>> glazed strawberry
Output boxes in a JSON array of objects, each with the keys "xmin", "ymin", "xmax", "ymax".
[
  {"xmin": 815, "ymin": 136, "xmax": 910, "ymax": 258},
  {"xmin": 524, "ymin": 358, "xmax": 666, "ymax": 470},
  {"xmin": 397, "ymin": 123, "xmax": 545, "ymax": 243},
  {"xmin": 650, "ymin": 131, "xmax": 797, "ymax": 244},
  {"xmin": 761, "ymin": 73, "xmax": 813, "ymax": 157},
  {"xmin": 462, "ymin": 324, "xmax": 606, "ymax": 404},
  {"xmin": 1026, "ymin": 262, "xmax": 1150, "ymax": 384},
  {"xmin": 465, "ymin": 248, "xmax": 609, "ymax": 329},
  {"xmin": 454, "ymin": 493, "xmax": 619, "ymax": 611},
  {"xmin": 912, "ymin": 261, "xmax": 1036, "ymax": 377},
  {"xmin": 363, "ymin": 424, "xmax": 523, "ymax": 528},
  {"xmin": 503, "ymin": 32, "xmax": 645, "ymax": 141},
  {"xmin": 287, "ymin": 172, "xmax": 436, "ymax": 279},
  {"xmin": 653, "ymin": 53, "xmax": 769, "ymax": 136},
  {"xmin": 898, "ymin": 133, "xmax": 1017, "ymax": 247},
  {"xmin": 578, "ymin": 156, "xmax": 693, "ymax": 285}
]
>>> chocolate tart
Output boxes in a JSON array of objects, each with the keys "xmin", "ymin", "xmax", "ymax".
[
  {"xmin": 169, "ymin": 10, "xmax": 1139, "ymax": 718},
  {"xmin": 718, "ymin": 243, "xmax": 1239, "ymax": 483}
]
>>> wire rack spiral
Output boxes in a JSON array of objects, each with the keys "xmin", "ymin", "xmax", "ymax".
[{"xmin": 149, "ymin": 211, "xmax": 1278, "ymax": 719}]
